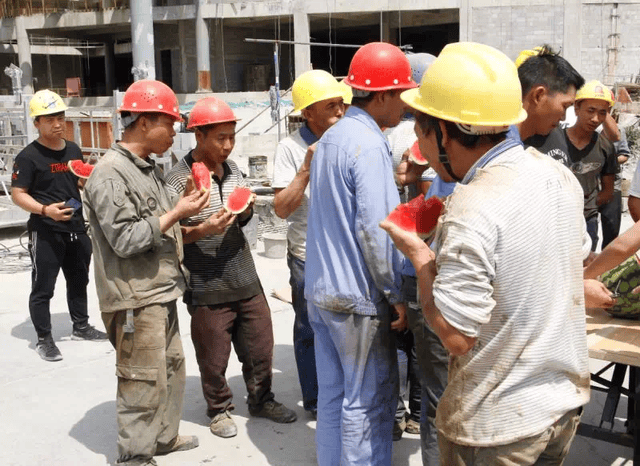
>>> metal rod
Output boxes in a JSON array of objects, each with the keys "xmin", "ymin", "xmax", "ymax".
[{"xmin": 245, "ymin": 37, "xmax": 412, "ymax": 51}]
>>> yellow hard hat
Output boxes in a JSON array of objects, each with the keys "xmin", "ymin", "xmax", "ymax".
[
  {"xmin": 29, "ymin": 89, "xmax": 68, "ymax": 119},
  {"xmin": 575, "ymin": 80, "xmax": 615, "ymax": 106},
  {"xmin": 514, "ymin": 46, "xmax": 544, "ymax": 68},
  {"xmin": 401, "ymin": 42, "xmax": 527, "ymax": 133},
  {"xmin": 338, "ymin": 79, "xmax": 352, "ymax": 105},
  {"xmin": 292, "ymin": 70, "xmax": 345, "ymax": 112}
]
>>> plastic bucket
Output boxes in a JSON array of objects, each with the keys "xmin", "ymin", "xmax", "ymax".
[
  {"xmin": 248, "ymin": 155, "xmax": 268, "ymax": 179},
  {"xmin": 262, "ymin": 232, "xmax": 287, "ymax": 259}
]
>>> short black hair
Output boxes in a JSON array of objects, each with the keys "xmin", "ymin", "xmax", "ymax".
[
  {"xmin": 121, "ymin": 111, "xmax": 160, "ymax": 130},
  {"xmin": 350, "ymin": 89, "xmax": 403, "ymax": 109},
  {"xmin": 414, "ymin": 111, "xmax": 506, "ymax": 149},
  {"xmin": 34, "ymin": 111, "xmax": 65, "ymax": 123},
  {"xmin": 518, "ymin": 45, "xmax": 585, "ymax": 98}
]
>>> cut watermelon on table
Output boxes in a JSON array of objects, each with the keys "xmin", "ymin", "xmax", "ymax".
[
  {"xmin": 386, "ymin": 195, "xmax": 443, "ymax": 240},
  {"xmin": 225, "ymin": 187, "xmax": 253, "ymax": 214},
  {"xmin": 408, "ymin": 141, "xmax": 428, "ymax": 166},
  {"xmin": 68, "ymin": 159, "xmax": 95, "ymax": 179},
  {"xmin": 192, "ymin": 162, "xmax": 212, "ymax": 192}
]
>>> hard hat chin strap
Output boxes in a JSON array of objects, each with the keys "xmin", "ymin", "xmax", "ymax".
[{"xmin": 434, "ymin": 123, "xmax": 462, "ymax": 182}]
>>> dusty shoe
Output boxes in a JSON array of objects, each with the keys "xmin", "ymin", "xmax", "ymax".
[
  {"xmin": 249, "ymin": 400, "xmax": 297, "ymax": 423},
  {"xmin": 210, "ymin": 410, "xmax": 237, "ymax": 438},
  {"xmin": 115, "ymin": 457, "xmax": 158, "ymax": 465},
  {"xmin": 156, "ymin": 435, "xmax": 199, "ymax": 455},
  {"xmin": 393, "ymin": 417, "xmax": 406, "ymax": 441},
  {"xmin": 36, "ymin": 336, "xmax": 63, "ymax": 362},
  {"xmin": 405, "ymin": 418, "xmax": 420, "ymax": 435},
  {"xmin": 72, "ymin": 324, "xmax": 108, "ymax": 341}
]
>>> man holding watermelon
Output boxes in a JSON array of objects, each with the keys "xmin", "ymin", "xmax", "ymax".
[
  {"xmin": 83, "ymin": 80, "xmax": 208, "ymax": 466},
  {"xmin": 382, "ymin": 42, "xmax": 590, "ymax": 464},
  {"xmin": 272, "ymin": 69, "xmax": 347, "ymax": 421},
  {"xmin": 166, "ymin": 96, "xmax": 297, "ymax": 440},
  {"xmin": 11, "ymin": 89, "xmax": 107, "ymax": 363}
]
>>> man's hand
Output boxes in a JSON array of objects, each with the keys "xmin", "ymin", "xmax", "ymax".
[
  {"xmin": 45, "ymin": 202, "xmax": 74, "ymax": 222},
  {"xmin": 391, "ymin": 303, "xmax": 408, "ymax": 332},
  {"xmin": 379, "ymin": 218, "xmax": 431, "ymax": 263},
  {"xmin": 175, "ymin": 188, "xmax": 210, "ymax": 219},
  {"xmin": 584, "ymin": 279, "xmax": 615, "ymax": 309},
  {"xmin": 301, "ymin": 143, "xmax": 317, "ymax": 172},
  {"xmin": 206, "ymin": 208, "xmax": 236, "ymax": 234}
]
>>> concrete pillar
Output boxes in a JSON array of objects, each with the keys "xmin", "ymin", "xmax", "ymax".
[
  {"xmin": 104, "ymin": 40, "xmax": 115, "ymax": 95},
  {"xmin": 293, "ymin": 4, "xmax": 311, "ymax": 77},
  {"xmin": 380, "ymin": 12, "xmax": 392, "ymax": 43},
  {"xmin": 459, "ymin": 0, "xmax": 472, "ymax": 42},
  {"xmin": 196, "ymin": 0, "xmax": 212, "ymax": 92},
  {"xmin": 15, "ymin": 16, "xmax": 34, "ymax": 94},
  {"xmin": 178, "ymin": 20, "xmax": 189, "ymax": 93},
  {"xmin": 130, "ymin": 0, "xmax": 156, "ymax": 81},
  {"xmin": 563, "ymin": 0, "xmax": 582, "ymax": 75}
]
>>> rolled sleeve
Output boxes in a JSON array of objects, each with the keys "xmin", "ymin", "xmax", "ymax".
[{"xmin": 433, "ymin": 221, "xmax": 496, "ymax": 338}]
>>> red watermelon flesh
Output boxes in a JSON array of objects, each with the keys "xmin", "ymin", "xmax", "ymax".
[
  {"xmin": 386, "ymin": 195, "xmax": 443, "ymax": 239},
  {"xmin": 192, "ymin": 162, "xmax": 211, "ymax": 192},
  {"xmin": 408, "ymin": 141, "xmax": 428, "ymax": 166},
  {"xmin": 68, "ymin": 159, "xmax": 94, "ymax": 179},
  {"xmin": 225, "ymin": 187, "xmax": 253, "ymax": 214}
]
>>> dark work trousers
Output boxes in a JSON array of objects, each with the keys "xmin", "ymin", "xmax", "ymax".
[
  {"xmin": 599, "ymin": 190, "xmax": 622, "ymax": 249},
  {"xmin": 396, "ymin": 329, "xmax": 422, "ymax": 423},
  {"xmin": 287, "ymin": 253, "xmax": 318, "ymax": 413},
  {"xmin": 188, "ymin": 292, "xmax": 275, "ymax": 417},
  {"xmin": 28, "ymin": 229, "xmax": 92, "ymax": 338}
]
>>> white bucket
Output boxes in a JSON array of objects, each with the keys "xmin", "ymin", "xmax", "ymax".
[{"xmin": 262, "ymin": 233, "xmax": 287, "ymax": 259}]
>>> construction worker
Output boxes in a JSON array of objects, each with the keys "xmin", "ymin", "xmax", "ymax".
[
  {"xmin": 272, "ymin": 70, "xmax": 346, "ymax": 420},
  {"xmin": 11, "ymin": 89, "xmax": 107, "ymax": 362},
  {"xmin": 383, "ymin": 41, "xmax": 590, "ymax": 464},
  {"xmin": 166, "ymin": 97, "xmax": 297, "ymax": 439},
  {"xmin": 525, "ymin": 80, "xmax": 618, "ymax": 251},
  {"xmin": 83, "ymin": 80, "xmax": 207, "ymax": 465},
  {"xmin": 305, "ymin": 42, "xmax": 415, "ymax": 466}
]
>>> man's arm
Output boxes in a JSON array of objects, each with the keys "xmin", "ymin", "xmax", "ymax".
[
  {"xmin": 601, "ymin": 112, "xmax": 621, "ymax": 142},
  {"xmin": 584, "ymin": 221, "xmax": 640, "ymax": 279},
  {"xmin": 11, "ymin": 187, "xmax": 73, "ymax": 222},
  {"xmin": 181, "ymin": 208, "xmax": 236, "ymax": 244},
  {"xmin": 596, "ymin": 174, "xmax": 615, "ymax": 206},
  {"xmin": 273, "ymin": 144, "xmax": 315, "ymax": 219}
]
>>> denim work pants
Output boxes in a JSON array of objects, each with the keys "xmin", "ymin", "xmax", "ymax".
[
  {"xmin": 309, "ymin": 303, "xmax": 398, "ymax": 466},
  {"xmin": 102, "ymin": 301, "xmax": 186, "ymax": 463},
  {"xmin": 287, "ymin": 253, "xmax": 318, "ymax": 412},
  {"xmin": 28, "ymin": 230, "xmax": 92, "ymax": 337},
  {"xmin": 402, "ymin": 275, "xmax": 449, "ymax": 466},
  {"xmin": 396, "ymin": 329, "xmax": 422, "ymax": 423},
  {"xmin": 188, "ymin": 292, "xmax": 275, "ymax": 417},
  {"xmin": 585, "ymin": 215, "xmax": 599, "ymax": 251}
]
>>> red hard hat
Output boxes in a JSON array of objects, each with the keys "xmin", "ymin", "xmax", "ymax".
[
  {"xmin": 186, "ymin": 96, "xmax": 239, "ymax": 130},
  {"xmin": 118, "ymin": 80, "xmax": 182, "ymax": 121},
  {"xmin": 346, "ymin": 42, "xmax": 417, "ymax": 92}
]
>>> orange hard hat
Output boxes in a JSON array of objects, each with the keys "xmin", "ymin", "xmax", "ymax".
[
  {"xmin": 346, "ymin": 42, "xmax": 417, "ymax": 92},
  {"xmin": 187, "ymin": 96, "xmax": 239, "ymax": 130},
  {"xmin": 118, "ymin": 80, "xmax": 182, "ymax": 121}
]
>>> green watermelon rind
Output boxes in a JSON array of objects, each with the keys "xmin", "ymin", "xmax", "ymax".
[{"xmin": 600, "ymin": 254, "xmax": 640, "ymax": 319}]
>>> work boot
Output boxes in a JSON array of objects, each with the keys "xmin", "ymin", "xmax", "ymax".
[
  {"xmin": 405, "ymin": 417, "xmax": 420, "ymax": 435},
  {"xmin": 210, "ymin": 410, "xmax": 238, "ymax": 438},
  {"xmin": 115, "ymin": 456, "xmax": 158, "ymax": 465},
  {"xmin": 249, "ymin": 400, "xmax": 297, "ymax": 423},
  {"xmin": 36, "ymin": 336, "xmax": 63, "ymax": 362},
  {"xmin": 71, "ymin": 324, "xmax": 108, "ymax": 341},
  {"xmin": 393, "ymin": 417, "xmax": 406, "ymax": 441},
  {"xmin": 156, "ymin": 435, "xmax": 199, "ymax": 455}
]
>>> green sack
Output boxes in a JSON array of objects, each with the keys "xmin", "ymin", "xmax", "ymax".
[{"xmin": 599, "ymin": 252, "xmax": 640, "ymax": 319}]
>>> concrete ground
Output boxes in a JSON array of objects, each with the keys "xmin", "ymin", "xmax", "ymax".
[{"xmin": 0, "ymin": 224, "xmax": 635, "ymax": 466}]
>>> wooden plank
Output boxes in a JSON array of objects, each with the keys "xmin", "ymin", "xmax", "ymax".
[{"xmin": 586, "ymin": 308, "xmax": 640, "ymax": 366}]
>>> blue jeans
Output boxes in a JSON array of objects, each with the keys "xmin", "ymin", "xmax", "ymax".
[
  {"xmin": 586, "ymin": 215, "xmax": 599, "ymax": 252},
  {"xmin": 402, "ymin": 275, "xmax": 449, "ymax": 466},
  {"xmin": 309, "ymin": 303, "xmax": 399, "ymax": 466},
  {"xmin": 287, "ymin": 253, "xmax": 318, "ymax": 412},
  {"xmin": 396, "ymin": 329, "xmax": 421, "ymax": 423}
]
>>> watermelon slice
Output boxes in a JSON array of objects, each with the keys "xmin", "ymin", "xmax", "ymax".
[
  {"xmin": 386, "ymin": 195, "xmax": 444, "ymax": 239},
  {"xmin": 191, "ymin": 162, "xmax": 211, "ymax": 192},
  {"xmin": 68, "ymin": 159, "xmax": 95, "ymax": 179},
  {"xmin": 225, "ymin": 186, "xmax": 253, "ymax": 214},
  {"xmin": 408, "ymin": 141, "xmax": 428, "ymax": 166}
]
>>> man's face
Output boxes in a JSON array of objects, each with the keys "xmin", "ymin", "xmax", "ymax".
[
  {"xmin": 198, "ymin": 122, "xmax": 236, "ymax": 165},
  {"xmin": 414, "ymin": 120, "xmax": 456, "ymax": 183},
  {"xmin": 574, "ymin": 98, "xmax": 610, "ymax": 134},
  {"xmin": 34, "ymin": 113, "xmax": 65, "ymax": 140},
  {"xmin": 305, "ymin": 97, "xmax": 344, "ymax": 136},
  {"xmin": 535, "ymin": 87, "xmax": 576, "ymax": 135},
  {"xmin": 146, "ymin": 114, "xmax": 178, "ymax": 155},
  {"xmin": 381, "ymin": 90, "xmax": 409, "ymax": 129}
]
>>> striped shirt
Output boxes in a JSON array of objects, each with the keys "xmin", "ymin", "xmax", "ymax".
[
  {"xmin": 433, "ymin": 144, "xmax": 591, "ymax": 446},
  {"xmin": 165, "ymin": 152, "xmax": 262, "ymax": 305}
]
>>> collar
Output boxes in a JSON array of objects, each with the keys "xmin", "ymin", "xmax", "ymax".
[
  {"xmin": 112, "ymin": 143, "xmax": 156, "ymax": 171},
  {"xmin": 299, "ymin": 123, "xmax": 319, "ymax": 146},
  {"xmin": 345, "ymin": 105, "xmax": 385, "ymax": 136},
  {"xmin": 460, "ymin": 138, "xmax": 521, "ymax": 185}
]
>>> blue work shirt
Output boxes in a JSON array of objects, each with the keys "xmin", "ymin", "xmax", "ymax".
[{"xmin": 305, "ymin": 106, "xmax": 404, "ymax": 315}]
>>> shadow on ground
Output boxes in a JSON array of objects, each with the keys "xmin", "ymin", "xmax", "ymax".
[
  {"xmin": 11, "ymin": 313, "xmax": 79, "ymax": 348},
  {"xmin": 69, "ymin": 400, "xmax": 118, "ymax": 464}
]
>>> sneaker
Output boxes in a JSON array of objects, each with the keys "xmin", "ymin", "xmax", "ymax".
[
  {"xmin": 156, "ymin": 435, "xmax": 199, "ymax": 455},
  {"xmin": 71, "ymin": 325, "xmax": 108, "ymax": 341},
  {"xmin": 249, "ymin": 400, "xmax": 297, "ymax": 423},
  {"xmin": 393, "ymin": 417, "xmax": 406, "ymax": 441},
  {"xmin": 405, "ymin": 418, "xmax": 421, "ymax": 435},
  {"xmin": 210, "ymin": 410, "xmax": 238, "ymax": 438},
  {"xmin": 36, "ymin": 336, "xmax": 63, "ymax": 362}
]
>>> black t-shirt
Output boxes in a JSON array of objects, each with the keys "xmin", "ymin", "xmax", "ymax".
[{"xmin": 11, "ymin": 139, "xmax": 86, "ymax": 233}]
